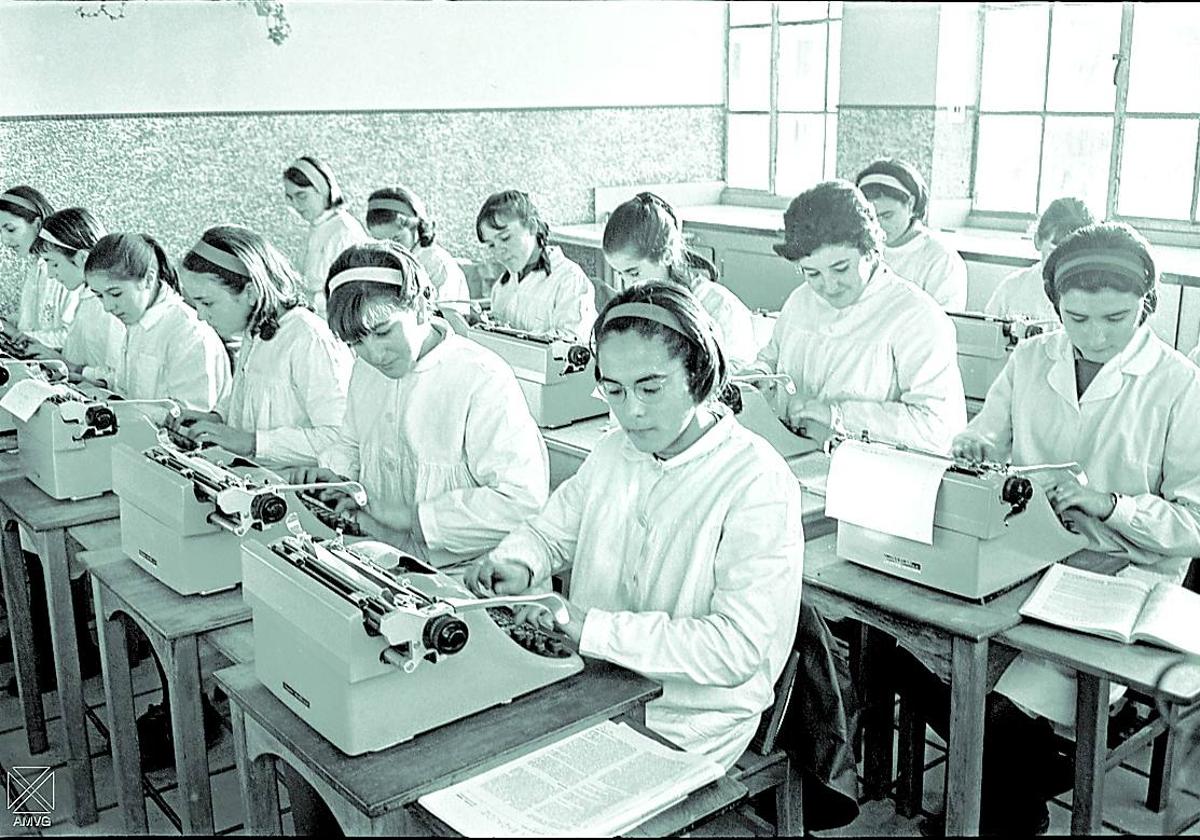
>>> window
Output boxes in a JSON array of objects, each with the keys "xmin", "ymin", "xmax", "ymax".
[
  {"xmin": 726, "ymin": 2, "xmax": 842, "ymax": 196},
  {"xmin": 973, "ymin": 2, "xmax": 1200, "ymax": 228}
]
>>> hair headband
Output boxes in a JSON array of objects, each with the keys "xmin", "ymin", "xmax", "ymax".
[
  {"xmin": 857, "ymin": 173, "xmax": 914, "ymax": 200},
  {"xmin": 0, "ymin": 192, "xmax": 41, "ymax": 216},
  {"xmin": 36, "ymin": 227, "xmax": 75, "ymax": 252},
  {"xmin": 367, "ymin": 198, "xmax": 419, "ymax": 221},
  {"xmin": 290, "ymin": 158, "xmax": 337, "ymax": 203},
  {"xmin": 188, "ymin": 239, "xmax": 250, "ymax": 278},
  {"xmin": 601, "ymin": 302, "xmax": 688, "ymax": 338},
  {"xmin": 1053, "ymin": 251, "xmax": 1149, "ymax": 288},
  {"xmin": 327, "ymin": 265, "xmax": 415, "ymax": 296}
]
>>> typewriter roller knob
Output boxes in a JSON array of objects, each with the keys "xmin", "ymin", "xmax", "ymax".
[
  {"xmin": 1002, "ymin": 476, "xmax": 1034, "ymax": 513},
  {"xmin": 566, "ymin": 345, "xmax": 591, "ymax": 367},
  {"xmin": 423, "ymin": 614, "xmax": 469, "ymax": 656},
  {"xmin": 85, "ymin": 405, "xmax": 117, "ymax": 432},
  {"xmin": 251, "ymin": 493, "xmax": 289, "ymax": 526},
  {"xmin": 0, "ymin": 367, "xmax": 9, "ymax": 387}
]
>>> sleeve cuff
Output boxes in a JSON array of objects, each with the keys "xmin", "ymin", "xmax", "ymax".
[
  {"xmin": 577, "ymin": 608, "xmax": 613, "ymax": 658},
  {"xmin": 1105, "ymin": 493, "xmax": 1138, "ymax": 530}
]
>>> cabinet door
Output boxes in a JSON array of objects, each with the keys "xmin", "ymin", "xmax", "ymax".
[
  {"xmin": 1177, "ymin": 283, "xmax": 1200, "ymax": 356},
  {"xmin": 684, "ymin": 225, "xmax": 801, "ymax": 311}
]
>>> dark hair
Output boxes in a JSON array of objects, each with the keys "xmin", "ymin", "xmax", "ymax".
[
  {"xmin": 32, "ymin": 208, "xmax": 106, "ymax": 258},
  {"xmin": 602, "ymin": 192, "xmax": 717, "ymax": 291},
  {"xmin": 283, "ymin": 155, "xmax": 345, "ymax": 210},
  {"xmin": 325, "ymin": 241, "xmax": 433, "ymax": 344},
  {"xmin": 592, "ymin": 281, "xmax": 727, "ymax": 404},
  {"xmin": 182, "ymin": 225, "xmax": 304, "ymax": 340},
  {"xmin": 1042, "ymin": 222, "xmax": 1157, "ymax": 324},
  {"xmin": 0, "ymin": 186, "xmax": 54, "ymax": 226},
  {"xmin": 1035, "ymin": 197, "xmax": 1095, "ymax": 250},
  {"xmin": 475, "ymin": 190, "xmax": 549, "ymax": 247},
  {"xmin": 855, "ymin": 158, "xmax": 930, "ymax": 220},
  {"xmin": 85, "ymin": 233, "xmax": 180, "ymax": 294},
  {"xmin": 366, "ymin": 186, "xmax": 436, "ymax": 248},
  {"xmin": 775, "ymin": 180, "xmax": 885, "ymax": 260}
]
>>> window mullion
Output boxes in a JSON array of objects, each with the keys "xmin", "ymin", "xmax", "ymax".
[
  {"xmin": 1034, "ymin": 3, "xmax": 1054, "ymax": 214},
  {"xmin": 1107, "ymin": 2, "xmax": 1134, "ymax": 220},
  {"xmin": 768, "ymin": 4, "xmax": 781, "ymax": 195}
]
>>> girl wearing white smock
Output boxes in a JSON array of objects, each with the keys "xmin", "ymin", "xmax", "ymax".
[
  {"xmin": 291, "ymin": 241, "xmax": 549, "ymax": 571},
  {"xmin": 283, "ymin": 156, "xmax": 369, "ymax": 317},
  {"xmin": 0, "ymin": 188, "xmax": 79, "ymax": 350},
  {"xmin": 467, "ymin": 283, "xmax": 804, "ymax": 771},
  {"xmin": 175, "ymin": 226, "xmax": 354, "ymax": 468},
  {"xmin": 751, "ymin": 180, "xmax": 966, "ymax": 454},
  {"xmin": 476, "ymin": 190, "xmax": 597, "ymax": 340},
  {"xmin": 855, "ymin": 160, "xmax": 968, "ymax": 311},
  {"xmin": 365, "ymin": 187, "xmax": 471, "ymax": 312}
]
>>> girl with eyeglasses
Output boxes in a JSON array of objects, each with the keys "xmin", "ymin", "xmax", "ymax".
[{"xmin": 466, "ymin": 281, "xmax": 804, "ymax": 771}]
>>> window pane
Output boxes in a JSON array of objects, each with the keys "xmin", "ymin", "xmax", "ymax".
[
  {"xmin": 824, "ymin": 112, "xmax": 838, "ymax": 180},
  {"xmin": 1118, "ymin": 118, "xmax": 1199, "ymax": 219},
  {"xmin": 775, "ymin": 114, "xmax": 826, "ymax": 196},
  {"xmin": 1038, "ymin": 116, "xmax": 1112, "ymax": 216},
  {"xmin": 729, "ymin": 27, "xmax": 771, "ymax": 111},
  {"xmin": 778, "ymin": 23, "xmax": 827, "ymax": 111},
  {"xmin": 980, "ymin": 5, "xmax": 1049, "ymax": 112},
  {"xmin": 728, "ymin": 114, "xmax": 771, "ymax": 191},
  {"xmin": 729, "ymin": 2, "xmax": 772, "ymax": 26},
  {"xmin": 974, "ymin": 115, "xmax": 1042, "ymax": 212},
  {"xmin": 1128, "ymin": 4, "xmax": 1200, "ymax": 113},
  {"xmin": 779, "ymin": 1, "xmax": 828, "ymax": 23},
  {"xmin": 1045, "ymin": 3, "xmax": 1121, "ymax": 112},
  {"xmin": 829, "ymin": 1, "xmax": 842, "ymax": 19},
  {"xmin": 827, "ymin": 20, "xmax": 841, "ymax": 109}
]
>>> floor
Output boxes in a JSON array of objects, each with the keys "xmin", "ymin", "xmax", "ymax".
[{"xmin": 0, "ymin": 646, "xmax": 1197, "ymax": 836}]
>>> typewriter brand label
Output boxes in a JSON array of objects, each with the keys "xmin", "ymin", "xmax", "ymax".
[
  {"xmin": 882, "ymin": 553, "xmax": 922, "ymax": 573},
  {"xmin": 138, "ymin": 550, "xmax": 159, "ymax": 567},
  {"xmin": 282, "ymin": 681, "xmax": 311, "ymax": 709}
]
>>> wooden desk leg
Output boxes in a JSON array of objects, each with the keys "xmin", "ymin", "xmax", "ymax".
[
  {"xmin": 230, "ymin": 703, "xmax": 282, "ymax": 835},
  {"xmin": 93, "ymin": 584, "xmax": 148, "ymax": 834},
  {"xmin": 896, "ymin": 696, "xmax": 926, "ymax": 818},
  {"xmin": 0, "ymin": 515, "xmax": 47, "ymax": 754},
  {"xmin": 945, "ymin": 638, "xmax": 986, "ymax": 837},
  {"xmin": 166, "ymin": 635, "xmax": 216, "ymax": 835},
  {"xmin": 35, "ymin": 527, "xmax": 97, "ymax": 826},
  {"xmin": 862, "ymin": 626, "xmax": 897, "ymax": 801},
  {"xmin": 1071, "ymin": 673, "xmax": 1109, "ymax": 835}
]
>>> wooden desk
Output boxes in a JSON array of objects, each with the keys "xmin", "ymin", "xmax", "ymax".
[
  {"xmin": 998, "ymin": 623, "xmax": 1200, "ymax": 835},
  {"xmin": 0, "ymin": 478, "xmax": 119, "ymax": 827},
  {"xmin": 66, "ymin": 519, "xmax": 123, "ymax": 553},
  {"xmin": 216, "ymin": 659, "xmax": 663, "ymax": 834},
  {"xmin": 87, "ymin": 553, "xmax": 252, "ymax": 834},
  {"xmin": 802, "ymin": 533, "xmax": 1037, "ymax": 836}
]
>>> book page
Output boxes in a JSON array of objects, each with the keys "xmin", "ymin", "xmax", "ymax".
[
  {"xmin": 1019, "ymin": 563, "xmax": 1151, "ymax": 644},
  {"xmin": 418, "ymin": 720, "xmax": 723, "ymax": 838},
  {"xmin": 0, "ymin": 377, "xmax": 63, "ymax": 422},
  {"xmin": 1132, "ymin": 583, "xmax": 1200, "ymax": 656}
]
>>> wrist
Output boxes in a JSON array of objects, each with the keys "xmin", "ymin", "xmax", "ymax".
[{"xmin": 1099, "ymin": 492, "xmax": 1119, "ymax": 522}]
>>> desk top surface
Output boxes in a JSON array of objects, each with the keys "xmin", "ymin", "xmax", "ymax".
[
  {"xmin": 66, "ymin": 518, "xmax": 123, "ymax": 553},
  {"xmin": 0, "ymin": 477, "xmax": 119, "ymax": 532},
  {"xmin": 87, "ymin": 554, "xmax": 250, "ymax": 640},
  {"xmin": 214, "ymin": 658, "xmax": 661, "ymax": 817},
  {"xmin": 999, "ymin": 622, "xmax": 1200, "ymax": 704},
  {"xmin": 0, "ymin": 449, "xmax": 21, "ymax": 483}
]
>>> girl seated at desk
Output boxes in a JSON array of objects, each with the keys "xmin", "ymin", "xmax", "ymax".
[
  {"xmin": 747, "ymin": 180, "xmax": 966, "ymax": 453},
  {"xmin": 465, "ymin": 281, "xmax": 804, "ymax": 771},
  {"xmin": 602, "ymin": 191, "xmax": 758, "ymax": 371},
  {"xmin": 985, "ymin": 197, "xmax": 1094, "ymax": 324},
  {"xmin": 855, "ymin": 159, "xmax": 967, "ymax": 311},
  {"xmin": 906, "ymin": 222, "xmax": 1200, "ymax": 836},
  {"xmin": 0, "ymin": 186, "xmax": 79, "ymax": 350},
  {"xmin": 32, "ymin": 208, "xmax": 124, "ymax": 384},
  {"xmin": 476, "ymin": 190, "xmax": 597, "ymax": 340},
  {"xmin": 173, "ymin": 224, "xmax": 353, "ymax": 468}
]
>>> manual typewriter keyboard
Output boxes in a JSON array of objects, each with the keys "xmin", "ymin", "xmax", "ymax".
[
  {"xmin": 487, "ymin": 607, "xmax": 573, "ymax": 658},
  {"xmin": 300, "ymin": 492, "xmax": 364, "ymax": 537}
]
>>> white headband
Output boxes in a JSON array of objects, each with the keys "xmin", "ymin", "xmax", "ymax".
[
  {"xmin": 858, "ymin": 173, "xmax": 914, "ymax": 201},
  {"xmin": 327, "ymin": 266, "xmax": 409, "ymax": 296},
  {"xmin": 290, "ymin": 158, "xmax": 331, "ymax": 200},
  {"xmin": 36, "ymin": 227, "xmax": 75, "ymax": 251}
]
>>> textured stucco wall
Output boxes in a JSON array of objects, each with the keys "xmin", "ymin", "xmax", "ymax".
[{"xmin": 0, "ymin": 105, "xmax": 723, "ymax": 316}]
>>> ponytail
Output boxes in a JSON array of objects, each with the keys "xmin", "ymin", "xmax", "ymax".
[{"xmin": 141, "ymin": 234, "xmax": 180, "ymax": 293}]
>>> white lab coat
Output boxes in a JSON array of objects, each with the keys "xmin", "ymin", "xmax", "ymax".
[
  {"xmin": 966, "ymin": 327, "xmax": 1200, "ymax": 726},
  {"xmin": 488, "ymin": 412, "xmax": 805, "ymax": 770},
  {"xmin": 116, "ymin": 285, "xmax": 231, "ymax": 412},
  {"xmin": 321, "ymin": 322, "xmax": 549, "ymax": 569},
  {"xmin": 984, "ymin": 262, "xmax": 1060, "ymax": 324},
  {"xmin": 62, "ymin": 291, "xmax": 125, "ymax": 386},
  {"xmin": 695, "ymin": 280, "xmax": 758, "ymax": 372},
  {"xmin": 217, "ymin": 307, "xmax": 353, "ymax": 468},
  {"xmin": 884, "ymin": 222, "xmax": 969, "ymax": 312},
  {"xmin": 751, "ymin": 263, "xmax": 967, "ymax": 453},
  {"xmin": 302, "ymin": 207, "xmax": 369, "ymax": 317},
  {"xmin": 414, "ymin": 243, "xmax": 470, "ymax": 310},
  {"xmin": 489, "ymin": 246, "xmax": 597, "ymax": 340},
  {"xmin": 1188, "ymin": 345, "xmax": 1199, "ymax": 366},
  {"xmin": 16, "ymin": 257, "xmax": 79, "ymax": 350}
]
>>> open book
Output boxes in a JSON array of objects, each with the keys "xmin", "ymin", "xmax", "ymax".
[
  {"xmin": 1020, "ymin": 563, "xmax": 1200, "ymax": 655},
  {"xmin": 417, "ymin": 719, "xmax": 725, "ymax": 838}
]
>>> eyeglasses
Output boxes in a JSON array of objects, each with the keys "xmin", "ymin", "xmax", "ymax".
[{"xmin": 597, "ymin": 374, "xmax": 674, "ymax": 406}]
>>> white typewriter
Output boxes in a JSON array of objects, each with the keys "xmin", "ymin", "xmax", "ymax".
[
  {"xmin": 111, "ymin": 431, "xmax": 367, "ymax": 596},
  {"xmin": 241, "ymin": 525, "xmax": 585, "ymax": 755},
  {"xmin": 442, "ymin": 310, "xmax": 606, "ymax": 429},
  {"xmin": 826, "ymin": 434, "xmax": 1089, "ymax": 600},
  {"xmin": 726, "ymin": 374, "xmax": 826, "ymax": 459},
  {"xmin": 0, "ymin": 354, "xmax": 66, "ymax": 437},
  {"xmin": 948, "ymin": 312, "xmax": 1056, "ymax": 415}
]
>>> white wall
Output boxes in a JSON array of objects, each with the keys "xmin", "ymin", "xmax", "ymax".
[{"xmin": 0, "ymin": 0, "xmax": 726, "ymax": 116}]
